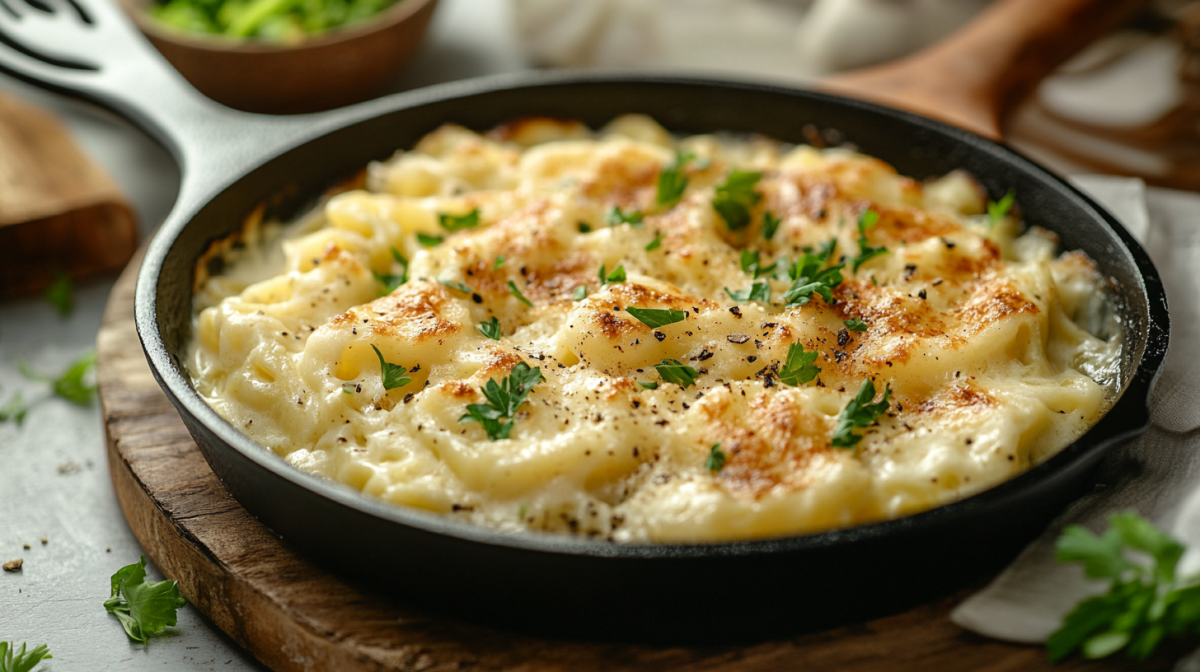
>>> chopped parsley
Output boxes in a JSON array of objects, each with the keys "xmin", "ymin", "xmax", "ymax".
[
  {"xmin": 725, "ymin": 280, "xmax": 771, "ymax": 304},
  {"xmin": 478, "ymin": 316, "xmax": 502, "ymax": 341},
  {"xmin": 439, "ymin": 279, "xmax": 473, "ymax": 294},
  {"xmin": 578, "ymin": 221, "xmax": 592, "ymax": 233},
  {"xmin": 103, "ymin": 555, "xmax": 187, "ymax": 644},
  {"xmin": 599, "ymin": 264, "xmax": 626, "ymax": 285},
  {"xmin": 371, "ymin": 345, "xmax": 411, "ymax": 390},
  {"xmin": 438, "ymin": 208, "xmax": 480, "ymax": 233},
  {"xmin": 372, "ymin": 248, "xmax": 408, "ymax": 296},
  {"xmin": 711, "ymin": 170, "xmax": 762, "ymax": 230},
  {"xmin": 851, "ymin": 210, "xmax": 887, "ymax": 272},
  {"xmin": 705, "ymin": 443, "xmax": 726, "ymax": 472},
  {"xmin": 843, "ymin": 318, "xmax": 868, "ymax": 332},
  {"xmin": 645, "ymin": 233, "xmax": 664, "ymax": 252},
  {"xmin": 780, "ymin": 251, "xmax": 843, "ymax": 309},
  {"xmin": 988, "ymin": 189, "xmax": 1015, "ymax": 229},
  {"xmin": 762, "ymin": 210, "xmax": 782, "ymax": 240},
  {"xmin": 493, "ymin": 256, "xmax": 505, "ymax": 270},
  {"xmin": 44, "ymin": 270, "xmax": 73, "ymax": 317},
  {"xmin": 417, "ymin": 233, "xmax": 444, "ymax": 247},
  {"xmin": 625, "ymin": 307, "xmax": 687, "ymax": 329},
  {"xmin": 0, "ymin": 641, "xmax": 51, "ymax": 671},
  {"xmin": 572, "ymin": 286, "xmax": 588, "ymax": 301},
  {"xmin": 831, "ymin": 379, "xmax": 891, "ymax": 449},
  {"xmin": 656, "ymin": 150, "xmax": 694, "ymax": 207},
  {"xmin": 653, "ymin": 358, "xmax": 699, "ymax": 388},
  {"xmin": 459, "ymin": 361, "xmax": 544, "ymax": 440},
  {"xmin": 777, "ymin": 343, "xmax": 820, "ymax": 387},
  {"xmin": 0, "ymin": 394, "xmax": 27, "ymax": 426},
  {"xmin": 607, "ymin": 206, "xmax": 644, "ymax": 228},
  {"xmin": 1049, "ymin": 511, "xmax": 1200, "ymax": 662},
  {"xmin": 507, "ymin": 280, "xmax": 533, "ymax": 307},
  {"xmin": 739, "ymin": 249, "xmax": 776, "ymax": 279},
  {"xmin": 19, "ymin": 350, "xmax": 96, "ymax": 405},
  {"xmin": 637, "ymin": 381, "xmax": 658, "ymax": 390}
]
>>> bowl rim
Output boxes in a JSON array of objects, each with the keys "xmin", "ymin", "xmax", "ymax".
[
  {"xmin": 119, "ymin": 0, "xmax": 437, "ymax": 53},
  {"xmin": 135, "ymin": 71, "xmax": 1170, "ymax": 563}
]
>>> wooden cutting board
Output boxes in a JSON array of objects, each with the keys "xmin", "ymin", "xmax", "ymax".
[
  {"xmin": 0, "ymin": 92, "xmax": 137, "ymax": 298},
  {"xmin": 96, "ymin": 250, "xmax": 1180, "ymax": 672}
]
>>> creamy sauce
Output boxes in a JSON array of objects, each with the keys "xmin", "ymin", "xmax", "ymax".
[{"xmin": 188, "ymin": 115, "xmax": 1121, "ymax": 542}]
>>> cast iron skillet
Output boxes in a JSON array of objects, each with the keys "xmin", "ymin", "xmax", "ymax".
[{"xmin": 0, "ymin": 0, "xmax": 1169, "ymax": 641}]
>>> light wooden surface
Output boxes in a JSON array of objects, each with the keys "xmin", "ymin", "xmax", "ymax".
[
  {"xmin": 0, "ymin": 92, "xmax": 137, "ymax": 297},
  {"xmin": 821, "ymin": 0, "xmax": 1152, "ymax": 140},
  {"xmin": 97, "ymin": 250, "xmax": 1178, "ymax": 672}
]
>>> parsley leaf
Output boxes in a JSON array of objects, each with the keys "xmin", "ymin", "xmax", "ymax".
[
  {"xmin": 459, "ymin": 361, "xmax": 544, "ymax": 440},
  {"xmin": 438, "ymin": 208, "xmax": 480, "ymax": 233},
  {"xmin": 478, "ymin": 316, "xmax": 502, "ymax": 341},
  {"xmin": 851, "ymin": 210, "xmax": 888, "ymax": 272},
  {"xmin": 654, "ymin": 358, "xmax": 699, "ymax": 388},
  {"xmin": 103, "ymin": 555, "xmax": 187, "ymax": 644},
  {"xmin": 762, "ymin": 210, "xmax": 782, "ymax": 240},
  {"xmin": 725, "ymin": 280, "xmax": 771, "ymax": 304},
  {"xmin": 637, "ymin": 381, "xmax": 658, "ymax": 390},
  {"xmin": 417, "ymin": 233, "xmax": 444, "ymax": 247},
  {"xmin": 572, "ymin": 286, "xmax": 588, "ymax": 301},
  {"xmin": 626, "ymin": 307, "xmax": 687, "ymax": 329},
  {"xmin": 371, "ymin": 345, "xmax": 411, "ymax": 390},
  {"xmin": 831, "ymin": 379, "xmax": 891, "ymax": 448},
  {"xmin": 988, "ymin": 189, "xmax": 1015, "ymax": 229},
  {"xmin": 712, "ymin": 170, "xmax": 762, "ymax": 230},
  {"xmin": 0, "ymin": 393, "xmax": 27, "ymax": 426},
  {"xmin": 844, "ymin": 318, "xmax": 868, "ymax": 332},
  {"xmin": 778, "ymin": 343, "xmax": 820, "ymax": 386},
  {"xmin": 0, "ymin": 641, "xmax": 52, "ymax": 672},
  {"xmin": 599, "ymin": 265, "xmax": 626, "ymax": 285},
  {"xmin": 439, "ymin": 279, "xmax": 473, "ymax": 294},
  {"xmin": 1049, "ymin": 512, "xmax": 1198, "ymax": 663},
  {"xmin": 780, "ymin": 254, "xmax": 843, "ymax": 309},
  {"xmin": 494, "ymin": 256, "xmax": 505, "ymax": 270},
  {"xmin": 656, "ymin": 150, "xmax": 694, "ymax": 206},
  {"xmin": 19, "ymin": 350, "xmax": 97, "ymax": 405},
  {"xmin": 645, "ymin": 233, "xmax": 664, "ymax": 252},
  {"xmin": 740, "ymin": 249, "xmax": 776, "ymax": 279},
  {"xmin": 373, "ymin": 248, "xmax": 409, "ymax": 296},
  {"xmin": 507, "ymin": 280, "xmax": 533, "ymax": 307},
  {"xmin": 44, "ymin": 270, "xmax": 73, "ymax": 317},
  {"xmin": 705, "ymin": 443, "xmax": 726, "ymax": 472},
  {"xmin": 607, "ymin": 206, "xmax": 644, "ymax": 228}
]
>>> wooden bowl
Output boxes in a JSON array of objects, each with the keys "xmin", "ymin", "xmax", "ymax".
[{"xmin": 118, "ymin": 0, "xmax": 439, "ymax": 114}]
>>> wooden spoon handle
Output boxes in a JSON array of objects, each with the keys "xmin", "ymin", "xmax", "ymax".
[{"xmin": 820, "ymin": 0, "xmax": 1152, "ymax": 140}]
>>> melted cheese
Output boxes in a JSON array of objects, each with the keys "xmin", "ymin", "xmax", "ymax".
[{"xmin": 188, "ymin": 116, "xmax": 1121, "ymax": 543}]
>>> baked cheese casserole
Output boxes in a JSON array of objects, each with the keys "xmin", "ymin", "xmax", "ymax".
[{"xmin": 188, "ymin": 115, "xmax": 1122, "ymax": 543}]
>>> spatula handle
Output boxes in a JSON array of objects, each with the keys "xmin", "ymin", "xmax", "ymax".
[{"xmin": 822, "ymin": 0, "xmax": 1152, "ymax": 140}]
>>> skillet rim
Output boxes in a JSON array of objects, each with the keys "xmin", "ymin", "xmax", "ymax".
[{"xmin": 134, "ymin": 70, "xmax": 1170, "ymax": 561}]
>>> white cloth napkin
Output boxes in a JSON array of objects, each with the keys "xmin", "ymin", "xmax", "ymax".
[
  {"xmin": 950, "ymin": 176, "xmax": 1200, "ymax": 669},
  {"xmin": 509, "ymin": 0, "xmax": 989, "ymax": 77}
]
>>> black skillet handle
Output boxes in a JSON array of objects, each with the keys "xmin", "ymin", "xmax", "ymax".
[{"xmin": 0, "ymin": 0, "xmax": 318, "ymax": 212}]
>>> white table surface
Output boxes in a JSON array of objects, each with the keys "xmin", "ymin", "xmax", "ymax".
[{"xmin": 0, "ymin": 1, "xmax": 525, "ymax": 669}]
